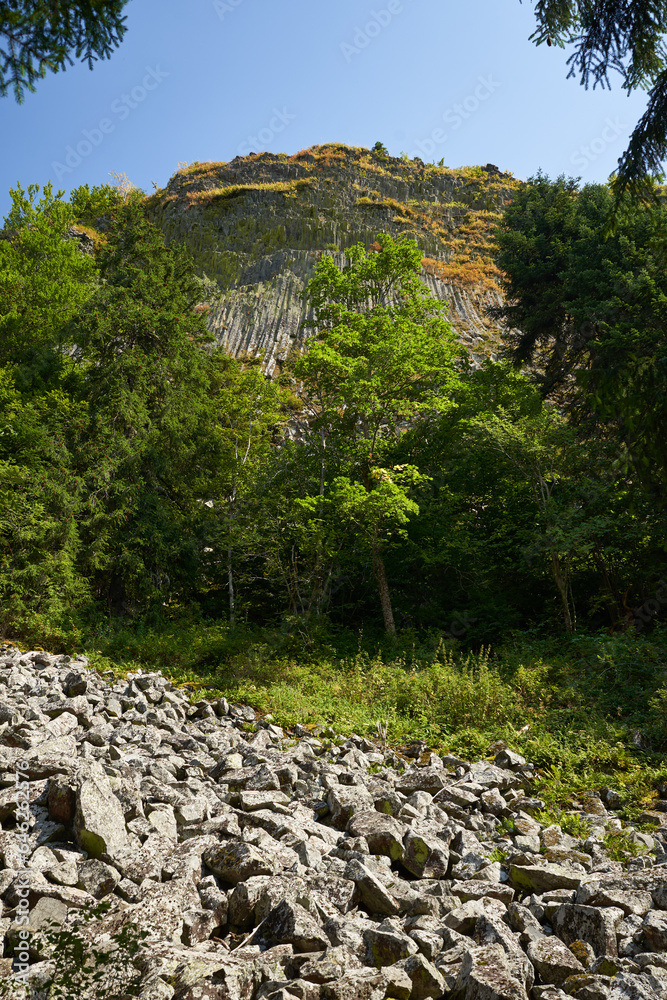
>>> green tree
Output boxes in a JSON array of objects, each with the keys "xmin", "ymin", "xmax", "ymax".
[
  {"xmin": 0, "ymin": 0, "xmax": 129, "ymax": 101},
  {"xmin": 199, "ymin": 354, "xmax": 285, "ymax": 624},
  {"xmin": 467, "ymin": 408, "xmax": 619, "ymax": 633},
  {"xmin": 69, "ymin": 181, "xmax": 122, "ymax": 226},
  {"xmin": 294, "ymin": 234, "xmax": 461, "ymax": 633},
  {"xmin": 528, "ymin": 1, "xmax": 667, "ymax": 198},
  {"xmin": 69, "ymin": 201, "xmax": 227, "ymax": 613},
  {"xmin": 393, "ymin": 361, "xmax": 644, "ymax": 638},
  {"xmin": 392, "ymin": 361, "xmax": 548, "ymax": 638},
  {"xmin": 495, "ymin": 173, "xmax": 667, "ymax": 493},
  {"xmin": 0, "ymin": 366, "xmax": 86, "ymax": 633},
  {"xmin": 0, "ymin": 182, "xmax": 98, "ymax": 370},
  {"xmin": 0, "ymin": 182, "xmax": 98, "ymax": 633}
]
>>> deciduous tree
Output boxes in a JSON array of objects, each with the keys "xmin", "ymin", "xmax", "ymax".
[{"xmin": 294, "ymin": 234, "xmax": 461, "ymax": 633}]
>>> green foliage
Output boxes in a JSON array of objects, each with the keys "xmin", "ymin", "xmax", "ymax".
[
  {"xmin": 465, "ymin": 407, "xmax": 624, "ymax": 632},
  {"xmin": 648, "ymin": 682, "xmax": 667, "ymax": 747},
  {"xmin": 198, "ymin": 353, "xmax": 286, "ymax": 623},
  {"xmin": 489, "ymin": 846, "xmax": 510, "ymax": 862},
  {"xmin": 66, "ymin": 201, "xmax": 214, "ymax": 610},
  {"xmin": 69, "ymin": 182, "xmax": 122, "ymax": 226},
  {"xmin": 535, "ymin": 807, "xmax": 592, "ymax": 839},
  {"xmin": 293, "ymin": 232, "xmax": 461, "ymax": 631},
  {"xmin": 498, "ymin": 816, "xmax": 517, "ymax": 835},
  {"xmin": 603, "ymin": 829, "xmax": 643, "ymax": 862},
  {"xmin": 496, "ymin": 174, "xmax": 667, "ymax": 492},
  {"xmin": 0, "ymin": 185, "xmax": 288, "ymax": 632},
  {"xmin": 67, "ymin": 201, "xmax": 277, "ymax": 615},
  {"xmin": 0, "ymin": 183, "xmax": 98, "ymax": 633},
  {"xmin": 0, "ymin": 182, "xmax": 98, "ymax": 367},
  {"xmin": 529, "ymin": 2, "xmax": 667, "ymax": 199},
  {"xmin": 0, "ymin": 0, "xmax": 129, "ymax": 102},
  {"xmin": 0, "ymin": 367, "xmax": 87, "ymax": 631}
]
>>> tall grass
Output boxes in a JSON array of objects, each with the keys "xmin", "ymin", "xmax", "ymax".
[{"xmin": 6, "ymin": 613, "xmax": 667, "ymax": 817}]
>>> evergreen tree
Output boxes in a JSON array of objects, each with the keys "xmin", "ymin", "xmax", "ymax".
[
  {"xmin": 0, "ymin": 367, "xmax": 86, "ymax": 633},
  {"xmin": 0, "ymin": 0, "xmax": 129, "ymax": 101},
  {"xmin": 528, "ymin": 1, "xmax": 667, "ymax": 198},
  {"xmin": 0, "ymin": 182, "xmax": 97, "ymax": 632},
  {"xmin": 70, "ymin": 201, "xmax": 225, "ymax": 613},
  {"xmin": 0, "ymin": 182, "xmax": 97, "ymax": 372},
  {"xmin": 496, "ymin": 173, "xmax": 667, "ymax": 494}
]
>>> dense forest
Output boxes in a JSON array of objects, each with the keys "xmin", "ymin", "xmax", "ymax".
[{"xmin": 1, "ymin": 172, "xmax": 666, "ymax": 815}]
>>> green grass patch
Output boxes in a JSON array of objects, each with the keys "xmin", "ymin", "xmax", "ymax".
[
  {"xmin": 534, "ymin": 808, "xmax": 592, "ymax": 840},
  {"xmin": 603, "ymin": 829, "xmax": 643, "ymax": 861},
  {"xmin": 187, "ymin": 178, "xmax": 316, "ymax": 206},
  {"xmin": 7, "ymin": 613, "xmax": 667, "ymax": 819}
]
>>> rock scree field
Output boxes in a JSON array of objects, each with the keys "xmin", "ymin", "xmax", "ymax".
[{"xmin": 0, "ymin": 643, "xmax": 666, "ymax": 999}]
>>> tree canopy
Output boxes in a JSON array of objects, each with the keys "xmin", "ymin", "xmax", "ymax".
[
  {"xmin": 496, "ymin": 171, "xmax": 667, "ymax": 494},
  {"xmin": 0, "ymin": 179, "xmax": 665, "ymax": 653},
  {"xmin": 0, "ymin": 0, "xmax": 128, "ymax": 101},
  {"xmin": 293, "ymin": 234, "xmax": 461, "ymax": 633}
]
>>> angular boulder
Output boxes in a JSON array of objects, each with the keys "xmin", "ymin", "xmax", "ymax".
[
  {"xmin": 74, "ymin": 763, "xmax": 129, "ymax": 860},
  {"xmin": 527, "ymin": 936, "xmax": 585, "ymax": 986},
  {"xmin": 203, "ymin": 841, "xmax": 275, "ymax": 884},
  {"xmin": 552, "ymin": 903, "xmax": 624, "ymax": 957},
  {"xmin": 347, "ymin": 810, "xmax": 406, "ymax": 860},
  {"xmin": 263, "ymin": 899, "xmax": 330, "ymax": 952}
]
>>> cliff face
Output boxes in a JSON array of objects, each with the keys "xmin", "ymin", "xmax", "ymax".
[
  {"xmin": 205, "ymin": 250, "xmax": 505, "ymax": 375},
  {"xmin": 145, "ymin": 144, "xmax": 518, "ymax": 370}
]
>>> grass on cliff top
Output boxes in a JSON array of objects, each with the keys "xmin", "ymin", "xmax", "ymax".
[
  {"xmin": 149, "ymin": 145, "xmax": 516, "ymax": 293},
  {"xmin": 423, "ymin": 255, "xmax": 501, "ymax": 291},
  {"xmin": 166, "ymin": 145, "xmax": 521, "ymax": 193},
  {"xmin": 185, "ymin": 178, "xmax": 317, "ymax": 207},
  {"xmin": 17, "ymin": 613, "xmax": 663, "ymax": 821}
]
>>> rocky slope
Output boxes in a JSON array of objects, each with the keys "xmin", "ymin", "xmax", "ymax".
[
  {"xmin": 1, "ymin": 643, "xmax": 666, "ymax": 999},
  {"xmin": 145, "ymin": 145, "xmax": 519, "ymax": 373}
]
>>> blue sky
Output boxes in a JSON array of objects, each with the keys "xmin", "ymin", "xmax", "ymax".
[{"xmin": 0, "ymin": 0, "xmax": 651, "ymax": 219}]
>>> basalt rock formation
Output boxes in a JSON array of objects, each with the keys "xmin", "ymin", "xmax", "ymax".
[
  {"xmin": 1, "ymin": 643, "xmax": 666, "ymax": 999},
  {"xmin": 145, "ymin": 145, "xmax": 519, "ymax": 374}
]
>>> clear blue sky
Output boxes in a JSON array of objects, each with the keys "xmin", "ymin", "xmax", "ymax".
[{"xmin": 0, "ymin": 0, "xmax": 651, "ymax": 219}]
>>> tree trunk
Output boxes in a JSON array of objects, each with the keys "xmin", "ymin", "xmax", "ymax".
[
  {"xmin": 227, "ymin": 541, "xmax": 235, "ymax": 625},
  {"xmin": 551, "ymin": 550, "xmax": 573, "ymax": 633},
  {"xmin": 373, "ymin": 540, "xmax": 396, "ymax": 634},
  {"xmin": 592, "ymin": 545, "xmax": 623, "ymax": 625}
]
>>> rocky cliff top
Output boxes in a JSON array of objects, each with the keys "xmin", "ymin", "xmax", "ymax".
[
  {"xmin": 144, "ymin": 145, "xmax": 517, "ymax": 373},
  {"xmin": 147, "ymin": 144, "xmax": 517, "ymax": 286},
  {"xmin": 1, "ymin": 643, "xmax": 666, "ymax": 999}
]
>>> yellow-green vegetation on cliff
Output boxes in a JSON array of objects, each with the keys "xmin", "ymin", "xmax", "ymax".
[{"xmin": 145, "ymin": 143, "xmax": 519, "ymax": 292}]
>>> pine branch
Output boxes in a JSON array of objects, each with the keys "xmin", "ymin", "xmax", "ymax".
[
  {"xmin": 0, "ymin": 0, "xmax": 129, "ymax": 102},
  {"xmin": 613, "ymin": 68, "xmax": 667, "ymax": 199}
]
